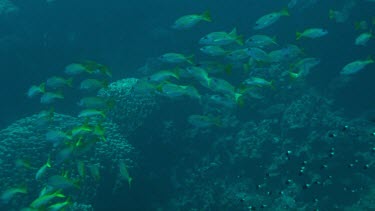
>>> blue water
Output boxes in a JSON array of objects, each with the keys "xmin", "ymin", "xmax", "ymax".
[{"xmin": 0, "ymin": 0, "xmax": 375, "ymax": 210}]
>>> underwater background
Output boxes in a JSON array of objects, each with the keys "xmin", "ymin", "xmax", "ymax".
[{"xmin": 0, "ymin": 0, "xmax": 375, "ymax": 210}]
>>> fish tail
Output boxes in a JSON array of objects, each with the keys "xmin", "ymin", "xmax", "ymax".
[
  {"xmin": 296, "ymin": 32, "xmax": 302, "ymax": 40},
  {"xmin": 328, "ymin": 9, "xmax": 335, "ymax": 20},
  {"xmin": 235, "ymin": 34, "xmax": 244, "ymax": 45},
  {"xmin": 66, "ymin": 78, "xmax": 74, "ymax": 87},
  {"xmin": 280, "ymin": 8, "xmax": 289, "ymax": 16},
  {"xmin": 46, "ymin": 155, "xmax": 52, "ymax": 168},
  {"xmin": 235, "ymin": 94, "xmax": 245, "ymax": 107},
  {"xmin": 289, "ymin": 71, "xmax": 299, "ymax": 80},
  {"xmin": 186, "ymin": 54, "xmax": 195, "ymax": 64},
  {"xmin": 201, "ymin": 10, "xmax": 212, "ymax": 22},
  {"xmin": 39, "ymin": 82, "xmax": 46, "ymax": 93},
  {"xmin": 224, "ymin": 64, "xmax": 232, "ymax": 75},
  {"xmin": 229, "ymin": 27, "xmax": 237, "ymax": 37}
]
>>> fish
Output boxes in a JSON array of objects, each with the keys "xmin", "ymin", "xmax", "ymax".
[
  {"xmin": 253, "ymin": 9, "xmax": 289, "ymax": 30},
  {"xmin": 188, "ymin": 115, "xmax": 221, "ymax": 128},
  {"xmin": 1, "ymin": 186, "xmax": 27, "ymax": 203},
  {"xmin": 148, "ymin": 69, "xmax": 180, "ymax": 83},
  {"xmin": 30, "ymin": 190, "xmax": 65, "ymax": 208},
  {"xmin": 245, "ymin": 34, "xmax": 278, "ymax": 47},
  {"xmin": 47, "ymin": 198, "xmax": 71, "ymax": 211},
  {"xmin": 46, "ymin": 76, "xmax": 73, "ymax": 89},
  {"xmin": 247, "ymin": 47, "xmax": 272, "ymax": 62},
  {"xmin": 200, "ymin": 45, "xmax": 228, "ymax": 56},
  {"xmin": 226, "ymin": 48, "xmax": 251, "ymax": 61},
  {"xmin": 81, "ymin": 60, "xmax": 112, "ymax": 77},
  {"xmin": 35, "ymin": 156, "xmax": 51, "ymax": 180},
  {"xmin": 64, "ymin": 63, "xmax": 90, "ymax": 75},
  {"xmin": 159, "ymin": 53, "xmax": 194, "ymax": 64},
  {"xmin": 89, "ymin": 164, "xmax": 101, "ymax": 181},
  {"xmin": 207, "ymin": 94, "xmax": 237, "ymax": 109},
  {"xmin": 355, "ymin": 32, "xmax": 372, "ymax": 46},
  {"xmin": 296, "ymin": 28, "xmax": 328, "ymax": 40},
  {"xmin": 208, "ymin": 77, "xmax": 236, "ymax": 97},
  {"xmin": 45, "ymin": 130, "xmax": 72, "ymax": 147},
  {"xmin": 268, "ymin": 44, "xmax": 303, "ymax": 62},
  {"xmin": 244, "ymin": 77, "xmax": 274, "ymax": 88},
  {"xmin": 159, "ymin": 83, "xmax": 201, "ymax": 100},
  {"xmin": 40, "ymin": 92, "xmax": 64, "ymax": 104},
  {"xmin": 186, "ymin": 66, "xmax": 211, "ymax": 87},
  {"xmin": 70, "ymin": 122, "xmax": 93, "ymax": 137},
  {"xmin": 290, "ymin": 57, "xmax": 321, "ymax": 78},
  {"xmin": 172, "ymin": 11, "xmax": 211, "ymax": 30},
  {"xmin": 27, "ymin": 83, "xmax": 45, "ymax": 98},
  {"xmin": 79, "ymin": 79, "xmax": 108, "ymax": 92},
  {"xmin": 119, "ymin": 160, "xmax": 133, "ymax": 189},
  {"xmin": 199, "ymin": 28, "xmax": 243, "ymax": 45},
  {"xmin": 340, "ymin": 57, "xmax": 374, "ymax": 75},
  {"xmin": 78, "ymin": 109, "xmax": 106, "ymax": 118},
  {"xmin": 47, "ymin": 175, "xmax": 79, "ymax": 190},
  {"xmin": 77, "ymin": 160, "xmax": 86, "ymax": 178}
]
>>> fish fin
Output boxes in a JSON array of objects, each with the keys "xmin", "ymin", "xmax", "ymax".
[
  {"xmin": 289, "ymin": 71, "xmax": 300, "ymax": 80},
  {"xmin": 46, "ymin": 155, "xmax": 52, "ymax": 168},
  {"xmin": 328, "ymin": 9, "xmax": 335, "ymax": 20},
  {"xmin": 235, "ymin": 34, "xmax": 244, "ymax": 45},
  {"xmin": 39, "ymin": 82, "xmax": 46, "ymax": 93},
  {"xmin": 296, "ymin": 32, "xmax": 302, "ymax": 40},
  {"xmin": 66, "ymin": 78, "xmax": 73, "ymax": 87},
  {"xmin": 201, "ymin": 10, "xmax": 212, "ymax": 22},
  {"xmin": 229, "ymin": 27, "xmax": 237, "ymax": 37},
  {"xmin": 354, "ymin": 21, "xmax": 362, "ymax": 30},
  {"xmin": 269, "ymin": 80, "xmax": 276, "ymax": 90},
  {"xmin": 280, "ymin": 8, "xmax": 289, "ymax": 16},
  {"xmin": 366, "ymin": 55, "xmax": 374, "ymax": 63},
  {"xmin": 272, "ymin": 36, "xmax": 278, "ymax": 45},
  {"xmin": 186, "ymin": 54, "xmax": 195, "ymax": 64},
  {"xmin": 224, "ymin": 64, "xmax": 232, "ymax": 75}
]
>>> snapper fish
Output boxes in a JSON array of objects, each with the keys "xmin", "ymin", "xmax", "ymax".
[
  {"xmin": 79, "ymin": 78, "xmax": 108, "ymax": 91},
  {"xmin": 253, "ymin": 9, "xmax": 289, "ymax": 30},
  {"xmin": 245, "ymin": 34, "xmax": 278, "ymax": 47},
  {"xmin": 355, "ymin": 32, "xmax": 372, "ymax": 46},
  {"xmin": 78, "ymin": 109, "xmax": 106, "ymax": 118},
  {"xmin": 226, "ymin": 48, "xmax": 251, "ymax": 61},
  {"xmin": 159, "ymin": 53, "xmax": 194, "ymax": 64},
  {"xmin": 186, "ymin": 66, "xmax": 211, "ymax": 87},
  {"xmin": 159, "ymin": 83, "xmax": 201, "ymax": 100},
  {"xmin": 148, "ymin": 69, "xmax": 180, "ymax": 83},
  {"xmin": 1, "ymin": 186, "xmax": 27, "ymax": 203},
  {"xmin": 46, "ymin": 76, "xmax": 73, "ymax": 89},
  {"xmin": 340, "ymin": 57, "xmax": 374, "ymax": 75},
  {"xmin": 27, "ymin": 83, "xmax": 45, "ymax": 98},
  {"xmin": 188, "ymin": 115, "xmax": 221, "ymax": 128},
  {"xmin": 247, "ymin": 47, "xmax": 272, "ymax": 62},
  {"xmin": 199, "ymin": 28, "xmax": 243, "ymax": 45},
  {"xmin": 290, "ymin": 57, "xmax": 321, "ymax": 78},
  {"xmin": 172, "ymin": 11, "xmax": 211, "ymax": 30},
  {"xmin": 30, "ymin": 190, "xmax": 65, "ymax": 209},
  {"xmin": 296, "ymin": 28, "xmax": 328, "ymax": 40},
  {"xmin": 46, "ymin": 130, "xmax": 72, "ymax": 147},
  {"xmin": 40, "ymin": 92, "xmax": 64, "ymax": 104},
  {"xmin": 200, "ymin": 45, "xmax": 228, "ymax": 56},
  {"xmin": 35, "ymin": 156, "xmax": 51, "ymax": 180},
  {"xmin": 47, "ymin": 198, "xmax": 71, "ymax": 211},
  {"xmin": 244, "ymin": 77, "xmax": 274, "ymax": 87},
  {"xmin": 64, "ymin": 63, "xmax": 90, "ymax": 75}
]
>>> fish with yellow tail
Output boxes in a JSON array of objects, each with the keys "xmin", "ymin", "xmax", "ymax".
[{"xmin": 172, "ymin": 11, "xmax": 212, "ymax": 30}]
